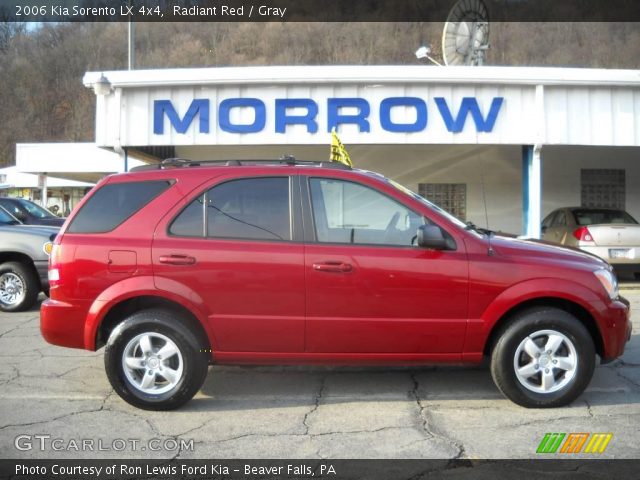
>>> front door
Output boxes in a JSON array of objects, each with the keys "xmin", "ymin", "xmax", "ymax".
[{"xmin": 303, "ymin": 176, "xmax": 469, "ymax": 354}]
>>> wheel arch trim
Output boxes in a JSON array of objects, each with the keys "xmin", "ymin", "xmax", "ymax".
[
  {"xmin": 464, "ymin": 278, "xmax": 607, "ymax": 358},
  {"xmin": 84, "ymin": 276, "xmax": 216, "ymax": 352}
]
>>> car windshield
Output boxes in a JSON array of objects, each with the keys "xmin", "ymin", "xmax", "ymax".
[
  {"xmin": 0, "ymin": 207, "xmax": 19, "ymax": 225},
  {"xmin": 572, "ymin": 209, "xmax": 638, "ymax": 226},
  {"xmin": 15, "ymin": 199, "xmax": 55, "ymax": 219}
]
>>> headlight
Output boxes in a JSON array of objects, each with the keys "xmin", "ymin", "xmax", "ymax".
[
  {"xmin": 42, "ymin": 241, "xmax": 53, "ymax": 256},
  {"xmin": 594, "ymin": 268, "xmax": 618, "ymax": 300}
]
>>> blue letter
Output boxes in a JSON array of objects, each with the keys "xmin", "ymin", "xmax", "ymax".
[
  {"xmin": 435, "ymin": 97, "xmax": 504, "ymax": 133},
  {"xmin": 275, "ymin": 99, "xmax": 318, "ymax": 133},
  {"xmin": 219, "ymin": 98, "xmax": 266, "ymax": 133},
  {"xmin": 380, "ymin": 97, "xmax": 427, "ymax": 132},
  {"xmin": 154, "ymin": 99, "xmax": 210, "ymax": 134},
  {"xmin": 327, "ymin": 98, "xmax": 370, "ymax": 132}
]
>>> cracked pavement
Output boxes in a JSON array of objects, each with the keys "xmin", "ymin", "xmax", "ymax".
[{"xmin": 0, "ymin": 290, "xmax": 638, "ymax": 459}]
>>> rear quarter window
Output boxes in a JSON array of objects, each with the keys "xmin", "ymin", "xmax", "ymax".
[{"xmin": 67, "ymin": 180, "xmax": 171, "ymax": 233}]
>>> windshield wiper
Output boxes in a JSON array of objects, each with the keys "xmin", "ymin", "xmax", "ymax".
[{"xmin": 465, "ymin": 221, "xmax": 494, "ymax": 237}]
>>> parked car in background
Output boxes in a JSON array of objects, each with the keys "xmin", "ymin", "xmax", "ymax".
[
  {"xmin": 41, "ymin": 159, "xmax": 630, "ymax": 411},
  {"xmin": 0, "ymin": 206, "xmax": 58, "ymax": 312},
  {"xmin": 541, "ymin": 207, "xmax": 640, "ymax": 279},
  {"xmin": 0, "ymin": 197, "xmax": 65, "ymax": 227}
]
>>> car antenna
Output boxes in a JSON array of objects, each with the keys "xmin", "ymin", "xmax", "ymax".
[{"xmin": 480, "ymin": 169, "xmax": 495, "ymax": 256}]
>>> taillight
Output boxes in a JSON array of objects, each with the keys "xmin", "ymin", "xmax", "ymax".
[
  {"xmin": 573, "ymin": 226, "xmax": 593, "ymax": 242},
  {"xmin": 48, "ymin": 244, "xmax": 61, "ymax": 286}
]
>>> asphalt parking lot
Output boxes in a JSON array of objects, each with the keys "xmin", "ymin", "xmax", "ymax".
[{"xmin": 0, "ymin": 289, "xmax": 639, "ymax": 460}]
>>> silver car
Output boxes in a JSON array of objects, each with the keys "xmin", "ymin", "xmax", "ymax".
[
  {"xmin": 0, "ymin": 206, "xmax": 58, "ymax": 312},
  {"xmin": 541, "ymin": 207, "xmax": 640, "ymax": 279}
]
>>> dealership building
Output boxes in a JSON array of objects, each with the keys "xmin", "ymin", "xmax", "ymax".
[{"xmin": 19, "ymin": 66, "xmax": 640, "ymax": 236}]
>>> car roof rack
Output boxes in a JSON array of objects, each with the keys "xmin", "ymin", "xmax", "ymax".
[{"xmin": 129, "ymin": 155, "xmax": 352, "ymax": 172}]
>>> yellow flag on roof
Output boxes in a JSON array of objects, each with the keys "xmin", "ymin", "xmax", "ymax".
[{"xmin": 330, "ymin": 128, "xmax": 353, "ymax": 167}]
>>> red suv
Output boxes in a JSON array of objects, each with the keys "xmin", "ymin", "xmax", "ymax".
[{"xmin": 41, "ymin": 159, "xmax": 631, "ymax": 410}]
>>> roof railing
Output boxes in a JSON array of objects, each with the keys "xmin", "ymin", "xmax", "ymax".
[{"xmin": 129, "ymin": 155, "xmax": 351, "ymax": 172}]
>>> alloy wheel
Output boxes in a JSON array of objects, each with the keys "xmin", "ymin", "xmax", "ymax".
[{"xmin": 513, "ymin": 329, "xmax": 578, "ymax": 394}]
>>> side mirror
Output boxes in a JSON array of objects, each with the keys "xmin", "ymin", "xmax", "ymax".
[{"xmin": 417, "ymin": 224, "xmax": 448, "ymax": 250}]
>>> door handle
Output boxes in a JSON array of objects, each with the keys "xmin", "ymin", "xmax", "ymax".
[
  {"xmin": 313, "ymin": 261, "xmax": 353, "ymax": 273},
  {"xmin": 159, "ymin": 254, "xmax": 197, "ymax": 265}
]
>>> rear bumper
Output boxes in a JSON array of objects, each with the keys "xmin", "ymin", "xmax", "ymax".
[
  {"xmin": 40, "ymin": 298, "xmax": 89, "ymax": 350},
  {"xmin": 580, "ymin": 246, "xmax": 639, "ymax": 267},
  {"xmin": 600, "ymin": 296, "xmax": 632, "ymax": 361}
]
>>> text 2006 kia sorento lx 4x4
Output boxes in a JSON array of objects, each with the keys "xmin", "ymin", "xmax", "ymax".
[{"xmin": 41, "ymin": 158, "xmax": 631, "ymax": 410}]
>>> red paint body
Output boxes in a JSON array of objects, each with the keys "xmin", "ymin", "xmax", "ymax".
[{"xmin": 40, "ymin": 165, "xmax": 631, "ymax": 364}]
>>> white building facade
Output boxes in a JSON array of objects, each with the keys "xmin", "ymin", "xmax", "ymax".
[{"xmin": 81, "ymin": 66, "xmax": 640, "ymax": 236}]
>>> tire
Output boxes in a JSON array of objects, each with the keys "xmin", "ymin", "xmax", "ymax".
[
  {"xmin": 104, "ymin": 309, "xmax": 209, "ymax": 410},
  {"xmin": 0, "ymin": 261, "xmax": 40, "ymax": 312},
  {"xmin": 490, "ymin": 307, "xmax": 595, "ymax": 408}
]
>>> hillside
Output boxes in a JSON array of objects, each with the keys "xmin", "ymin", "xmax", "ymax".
[{"xmin": 1, "ymin": 21, "xmax": 639, "ymax": 166}]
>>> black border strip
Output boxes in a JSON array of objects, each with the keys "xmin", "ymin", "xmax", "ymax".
[
  {"xmin": 2, "ymin": 0, "xmax": 640, "ymax": 22},
  {"xmin": 3, "ymin": 459, "xmax": 640, "ymax": 480}
]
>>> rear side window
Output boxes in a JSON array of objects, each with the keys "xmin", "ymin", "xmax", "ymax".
[
  {"xmin": 67, "ymin": 180, "xmax": 170, "ymax": 233},
  {"xmin": 170, "ymin": 177, "xmax": 291, "ymax": 241}
]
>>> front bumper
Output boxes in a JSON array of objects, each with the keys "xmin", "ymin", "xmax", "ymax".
[{"xmin": 600, "ymin": 295, "xmax": 632, "ymax": 361}]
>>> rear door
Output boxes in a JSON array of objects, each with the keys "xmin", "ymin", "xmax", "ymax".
[
  {"xmin": 153, "ymin": 175, "xmax": 306, "ymax": 353},
  {"xmin": 302, "ymin": 175, "xmax": 469, "ymax": 355}
]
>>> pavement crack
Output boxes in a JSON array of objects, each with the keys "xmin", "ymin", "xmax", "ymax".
[
  {"xmin": 613, "ymin": 369, "xmax": 640, "ymax": 389},
  {"xmin": 0, "ymin": 365, "xmax": 20, "ymax": 386},
  {"xmin": 0, "ymin": 407, "xmax": 105, "ymax": 431},
  {"xmin": 410, "ymin": 371, "xmax": 467, "ymax": 459},
  {"xmin": 410, "ymin": 372, "xmax": 430, "ymax": 436},
  {"xmin": 0, "ymin": 318, "xmax": 35, "ymax": 339},
  {"xmin": 302, "ymin": 375, "xmax": 326, "ymax": 435},
  {"xmin": 172, "ymin": 417, "xmax": 219, "ymax": 438},
  {"xmin": 584, "ymin": 399, "xmax": 594, "ymax": 418},
  {"xmin": 609, "ymin": 359, "xmax": 640, "ymax": 368},
  {"xmin": 311, "ymin": 425, "xmax": 413, "ymax": 437}
]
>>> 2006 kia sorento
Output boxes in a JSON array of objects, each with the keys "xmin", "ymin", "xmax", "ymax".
[{"xmin": 40, "ymin": 158, "xmax": 631, "ymax": 410}]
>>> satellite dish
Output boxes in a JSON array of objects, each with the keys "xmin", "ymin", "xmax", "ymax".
[{"xmin": 442, "ymin": 0, "xmax": 490, "ymax": 66}]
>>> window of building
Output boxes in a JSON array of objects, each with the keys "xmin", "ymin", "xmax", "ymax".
[
  {"xmin": 418, "ymin": 183, "xmax": 467, "ymax": 221},
  {"xmin": 581, "ymin": 169, "xmax": 625, "ymax": 209},
  {"xmin": 309, "ymin": 178, "xmax": 423, "ymax": 246}
]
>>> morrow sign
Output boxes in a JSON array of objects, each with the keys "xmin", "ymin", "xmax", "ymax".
[{"xmin": 153, "ymin": 96, "xmax": 505, "ymax": 135}]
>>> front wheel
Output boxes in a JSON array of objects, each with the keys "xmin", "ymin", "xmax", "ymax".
[
  {"xmin": 490, "ymin": 308, "xmax": 595, "ymax": 408},
  {"xmin": 104, "ymin": 309, "xmax": 209, "ymax": 410}
]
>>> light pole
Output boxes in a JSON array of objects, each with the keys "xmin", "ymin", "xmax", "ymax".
[{"xmin": 128, "ymin": 1, "xmax": 134, "ymax": 69}]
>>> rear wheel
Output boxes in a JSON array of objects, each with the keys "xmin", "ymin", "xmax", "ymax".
[
  {"xmin": 104, "ymin": 309, "xmax": 209, "ymax": 410},
  {"xmin": 0, "ymin": 261, "xmax": 39, "ymax": 312},
  {"xmin": 490, "ymin": 308, "xmax": 595, "ymax": 408}
]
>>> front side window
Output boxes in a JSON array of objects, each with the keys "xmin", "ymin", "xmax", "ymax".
[
  {"xmin": 310, "ymin": 178, "xmax": 423, "ymax": 246},
  {"xmin": 171, "ymin": 177, "xmax": 291, "ymax": 241}
]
